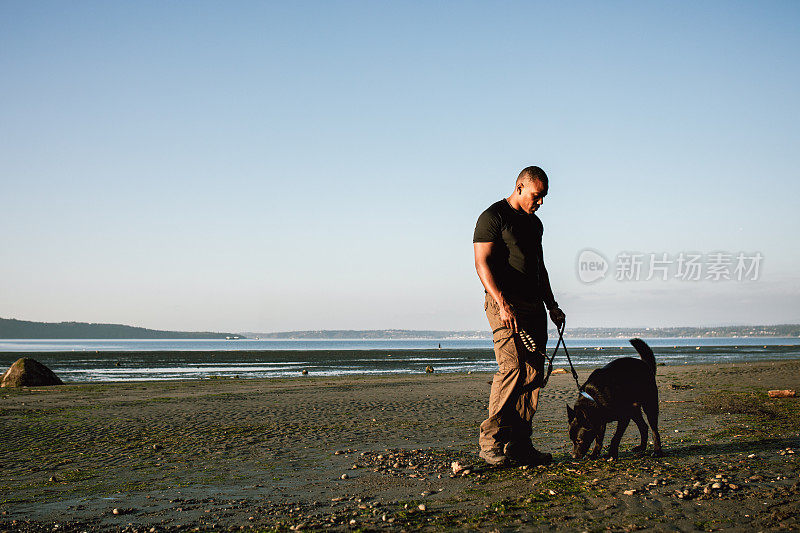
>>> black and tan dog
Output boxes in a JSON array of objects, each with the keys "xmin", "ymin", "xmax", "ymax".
[{"xmin": 567, "ymin": 338, "xmax": 663, "ymax": 459}]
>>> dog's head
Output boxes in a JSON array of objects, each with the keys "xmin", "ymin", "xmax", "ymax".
[{"xmin": 566, "ymin": 404, "xmax": 596, "ymax": 459}]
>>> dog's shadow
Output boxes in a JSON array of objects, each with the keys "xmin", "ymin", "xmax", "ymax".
[
  {"xmin": 658, "ymin": 436, "xmax": 798, "ymax": 459},
  {"xmin": 556, "ymin": 436, "xmax": 799, "ymax": 463}
]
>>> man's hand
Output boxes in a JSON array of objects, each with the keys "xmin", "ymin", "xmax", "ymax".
[
  {"xmin": 498, "ymin": 299, "xmax": 518, "ymax": 332},
  {"xmin": 549, "ymin": 307, "xmax": 566, "ymax": 328}
]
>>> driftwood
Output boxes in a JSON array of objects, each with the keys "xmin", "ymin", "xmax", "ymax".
[{"xmin": 768, "ymin": 389, "xmax": 796, "ymax": 398}]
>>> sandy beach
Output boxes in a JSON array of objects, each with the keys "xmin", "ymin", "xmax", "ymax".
[{"xmin": 1, "ymin": 359, "xmax": 799, "ymax": 532}]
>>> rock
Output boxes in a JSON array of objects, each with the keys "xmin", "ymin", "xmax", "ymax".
[
  {"xmin": 1, "ymin": 358, "xmax": 63, "ymax": 387},
  {"xmin": 768, "ymin": 389, "xmax": 796, "ymax": 398},
  {"xmin": 113, "ymin": 509, "xmax": 121, "ymax": 515},
  {"xmin": 418, "ymin": 504, "xmax": 426, "ymax": 511},
  {"xmin": 623, "ymin": 489, "xmax": 636, "ymax": 495},
  {"xmin": 711, "ymin": 482, "xmax": 723, "ymax": 489},
  {"xmin": 340, "ymin": 474, "xmax": 348, "ymax": 480}
]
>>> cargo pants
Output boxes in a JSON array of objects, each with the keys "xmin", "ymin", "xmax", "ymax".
[{"xmin": 479, "ymin": 292, "xmax": 547, "ymax": 453}]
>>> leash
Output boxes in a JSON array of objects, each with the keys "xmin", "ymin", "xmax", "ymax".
[
  {"xmin": 516, "ymin": 318, "xmax": 592, "ymax": 399},
  {"xmin": 536, "ymin": 320, "xmax": 581, "ymax": 390}
]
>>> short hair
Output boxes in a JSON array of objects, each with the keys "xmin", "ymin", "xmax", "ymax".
[{"xmin": 516, "ymin": 166, "xmax": 548, "ymax": 186}]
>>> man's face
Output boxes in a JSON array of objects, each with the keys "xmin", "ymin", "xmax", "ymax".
[{"xmin": 517, "ymin": 178, "xmax": 548, "ymax": 214}]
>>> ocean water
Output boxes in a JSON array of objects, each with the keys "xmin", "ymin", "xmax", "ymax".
[{"xmin": 0, "ymin": 337, "xmax": 798, "ymax": 382}]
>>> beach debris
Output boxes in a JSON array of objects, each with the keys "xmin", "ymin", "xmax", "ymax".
[
  {"xmin": 451, "ymin": 461, "xmax": 467, "ymax": 475},
  {"xmin": 1, "ymin": 358, "xmax": 63, "ymax": 387},
  {"xmin": 425, "ymin": 365, "xmax": 434, "ymax": 373},
  {"xmin": 768, "ymin": 389, "xmax": 796, "ymax": 398}
]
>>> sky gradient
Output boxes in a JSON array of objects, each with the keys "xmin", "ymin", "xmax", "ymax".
[{"xmin": 2, "ymin": 1, "xmax": 799, "ymax": 332}]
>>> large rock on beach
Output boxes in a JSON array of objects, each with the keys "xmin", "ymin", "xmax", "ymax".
[{"xmin": 1, "ymin": 357, "xmax": 63, "ymax": 387}]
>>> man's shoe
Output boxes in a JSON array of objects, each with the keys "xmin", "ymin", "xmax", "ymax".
[
  {"xmin": 505, "ymin": 441, "xmax": 553, "ymax": 466},
  {"xmin": 479, "ymin": 448, "xmax": 508, "ymax": 466},
  {"xmin": 527, "ymin": 447, "xmax": 553, "ymax": 466}
]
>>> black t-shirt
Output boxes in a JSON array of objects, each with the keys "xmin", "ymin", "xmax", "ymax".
[{"xmin": 473, "ymin": 199, "xmax": 557, "ymax": 307}]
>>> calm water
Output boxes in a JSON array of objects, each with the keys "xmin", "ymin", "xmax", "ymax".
[{"xmin": 1, "ymin": 337, "xmax": 798, "ymax": 382}]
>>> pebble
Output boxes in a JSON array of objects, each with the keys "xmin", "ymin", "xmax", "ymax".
[
  {"xmin": 623, "ymin": 489, "xmax": 636, "ymax": 496},
  {"xmin": 711, "ymin": 482, "xmax": 723, "ymax": 489},
  {"xmin": 340, "ymin": 474, "xmax": 348, "ymax": 480},
  {"xmin": 418, "ymin": 504, "xmax": 426, "ymax": 511},
  {"xmin": 112, "ymin": 509, "xmax": 121, "ymax": 515},
  {"xmin": 729, "ymin": 484, "xmax": 739, "ymax": 490}
]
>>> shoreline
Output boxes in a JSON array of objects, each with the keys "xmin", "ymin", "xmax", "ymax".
[{"xmin": 2, "ymin": 360, "xmax": 799, "ymax": 531}]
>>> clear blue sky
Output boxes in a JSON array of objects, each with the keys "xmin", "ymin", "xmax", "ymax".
[{"xmin": 2, "ymin": 1, "xmax": 799, "ymax": 332}]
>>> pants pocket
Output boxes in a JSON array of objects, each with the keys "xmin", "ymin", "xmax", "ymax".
[{"xmin": 492, "ymin": 328, "xmax": 518, "ymax": 373}]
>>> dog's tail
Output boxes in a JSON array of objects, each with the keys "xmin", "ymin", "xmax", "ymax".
[{"xmin": 630, "ymin": 338, "xmax": 656, "ymax": 374}]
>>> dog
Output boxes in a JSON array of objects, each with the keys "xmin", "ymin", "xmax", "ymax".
[{"xmin": 566, "ymin": 338, "xmax": 663, "ymax": 459}]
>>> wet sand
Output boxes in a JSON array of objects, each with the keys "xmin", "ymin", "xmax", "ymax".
[{"xmin": 1, "ymin": 360, "xmax": 799, "ymax": 532}]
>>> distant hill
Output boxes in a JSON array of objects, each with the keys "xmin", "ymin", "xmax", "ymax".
[
  {"xmin": 0, "ymin": 318, "xmax": 242, "ymax": 339},
  {"xmin": 247, "ymin": 324, "xmax": 800, "ymax": 339}
]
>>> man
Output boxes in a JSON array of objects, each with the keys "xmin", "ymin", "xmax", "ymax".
[{"xmin": 473, "ymin": 165, "xmax": 565, "ymax": 466}]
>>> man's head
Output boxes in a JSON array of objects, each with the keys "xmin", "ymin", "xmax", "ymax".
[{"xmin": 513, "ymin": 166, "xmax": 549, "ymax": 214}]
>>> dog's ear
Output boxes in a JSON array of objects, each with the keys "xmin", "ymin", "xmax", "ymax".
[
  {"xmin": 576, "ymin": 408, "xmax": 593, "ymax": 429},
  {"xmin": 566, "ymin": 404, "xmax": 575, "ymax": 422}
]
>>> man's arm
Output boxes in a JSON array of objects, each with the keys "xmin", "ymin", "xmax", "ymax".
[
  {"xmin": 474, "ymin": 241, "xmax": 518, "ymax": 332},
  {"xmin": 538, "ymin": 242, "xmax": 566, "ymax": 327}
]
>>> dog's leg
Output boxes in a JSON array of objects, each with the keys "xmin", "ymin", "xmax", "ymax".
[
  {"xmin": 606, "ymin": 417, "xmax": 630, "ymax": 459},
  {"xmin": 589, "ymin": 423, "xmax": 606, "ymax": 458},
  {"xmin": 643, "ymin": 404, "xmax": 664, "ymax": 457},
  {"xmin": 631, "ymin": 408, "xmax": 648, "ymax": 454}
]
